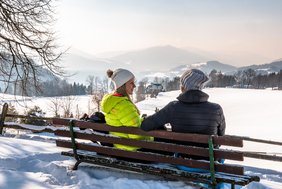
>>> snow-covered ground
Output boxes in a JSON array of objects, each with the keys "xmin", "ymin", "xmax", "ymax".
[{"xmin": 0, "ymin": 88, "xmax": 282, "ymax": 189}]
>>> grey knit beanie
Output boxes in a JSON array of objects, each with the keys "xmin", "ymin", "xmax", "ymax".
[{"xmin": 180, "ymin": 69, "xmax": 209, "ymax": 90}]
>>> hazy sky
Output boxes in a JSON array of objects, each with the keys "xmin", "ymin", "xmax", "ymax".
[{"xmin": 55, "ymin": 0, "xmax": 282, "ymax": 64}]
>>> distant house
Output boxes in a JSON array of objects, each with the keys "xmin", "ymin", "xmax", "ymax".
[{"xmin": 145, "ymin": 83, "xmax": 164, "ymax": 97}]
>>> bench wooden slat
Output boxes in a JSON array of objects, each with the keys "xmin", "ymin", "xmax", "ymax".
[
  {"xmin": 4, "ymin": 124, "xmax": 55, "ymax": 133},
  {"xmin": 5, "ymin": 113, "xmax": 54, "ymax": 121},
  {"xmin": 62, "ymin": 150, "xmax": 259, "ymax": 186},
  {"xmin": 55, "ymin": 130, "xmax": 244, "ymax": 161},
  {"xmin": 53, "ymin": 118, "xmax": 243, "ymax": 147},
  {"xmin": 56, "ymin": 140, "xmax": 244, "ymax": 175}
]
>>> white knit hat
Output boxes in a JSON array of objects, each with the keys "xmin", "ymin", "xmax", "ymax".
[
  {"xmin": 107, "ymin": 68, "xmax": 135, "ymax": 89},
  {"xmin": 180, "ymin": 69, "xmax": 209, "ymax": 90}
]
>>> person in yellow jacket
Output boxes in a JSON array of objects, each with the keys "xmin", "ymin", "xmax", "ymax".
[{"xmin": 101, "ymin": 68, "xmax": 152, "ymax": 151}]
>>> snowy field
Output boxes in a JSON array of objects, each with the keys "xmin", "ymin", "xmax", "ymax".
[
  {"xmin": 0, "ymin": 88, "xmax": 282, "ymax": 189},
  {"xmin": 0, "ymin": 94, "xmax": 96, "ymax": 118}
]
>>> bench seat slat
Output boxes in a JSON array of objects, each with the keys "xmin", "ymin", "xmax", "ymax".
[
  {"xmin": 55, "ymin": 130, "xmax": 244, "ymax": 161},
  {"xmin": 62, "ymin": 150, "xmax": 212, "ymax": 185},
  {"xmin": 61, "ymin": 150, "xmax": 259, "ymax": 185},
  {"xmin": 56, "ymin": 140, "xmax": 244, "ymax": 175},
  {"xmin": 53, "ymin": 118, "xmax": 243, "ymax": 147}
]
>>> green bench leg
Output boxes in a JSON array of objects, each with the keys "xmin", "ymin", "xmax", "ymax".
[
  {"xmin": 72, "ymin": 160, "xmax": 82, "ymax": 170},
  {"xmin": 208, "ymin": 136, "xmax": 216, "ymax": 187},
  {"xmin": 231, "ymin": 183, "xmax": 235, "ymax": 189},
  {"xmin": 69, "ymin": 120, "xmax": 81, "ymax": 170}
]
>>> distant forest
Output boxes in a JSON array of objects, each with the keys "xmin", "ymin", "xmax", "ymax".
[
  {"xmin": 136, "ymin": 68, "xmax": 282, "ymax": 101},
  {"xmin": 206, "ymin": 69, "xmax": 282, "ymax": 89},
  {"xmin": 1, "ymin": 75, "xmax": 108, "ymax": 97},
  {"xmin": 2, "ymin": 68, "xmax": 282, "ymax": 97},
  {"xmin": 137, "ymin": 69, "xmax": 282, "ymax": 92}
]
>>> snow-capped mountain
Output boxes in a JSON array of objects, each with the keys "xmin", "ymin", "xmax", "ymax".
[
  {"xmin": 0, "ymin": 52, "xmax": 60, "ymax": 92},
  {"xmin": 110, "ymin": 45, "xmax": 210, "ymax": 72},
  {"xmin": 140, "ymin": 61, "xmax": 237, "ymax": 81},
  {"xmin": 58, "ymin": 46, "xmax": 281, "ymax": 83},
  {"xmin": 170, "ymin": 61, "xmax": 237, "ymax": 75},
  {"xmin": 60, "ymin": 46, "xmax": 212, "ymax": 83},
  {"xmin": 142, "ymin": 59, "xmax": 282, "ymax": 81},
  {"xmin": 237, "ymin": 60, "xmax": 282, "ymax": 75}
]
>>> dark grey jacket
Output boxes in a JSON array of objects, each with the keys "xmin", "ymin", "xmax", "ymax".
[{"xmin": 141, "ymin": 90, "xmax": 225, "ymax": 136}]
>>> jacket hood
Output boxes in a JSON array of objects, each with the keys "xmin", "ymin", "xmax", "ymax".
[
  {"xmin": 101, "ymin": 93, "xmax": 129, "ymax": 113},
  {"xmin": 177, "ymin": 90, "xmax": 209, "ymax": 103}
]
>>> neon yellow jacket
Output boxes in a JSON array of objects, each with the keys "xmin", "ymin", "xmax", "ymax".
[{"xmin": 101, "ymin": 93, "xmax": 152, "ymax": 151}]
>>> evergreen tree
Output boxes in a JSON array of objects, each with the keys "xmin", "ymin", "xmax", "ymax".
[
  {"xmin": 22, "ymin": 106, "xmax": 47, "ymax": 126},
  {"xmin": 5, "ymin": 103, "xmax": 19, "ymax": 122}
]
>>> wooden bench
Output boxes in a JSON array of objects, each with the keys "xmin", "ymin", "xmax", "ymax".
[{"xmin": 53, "ymin": 118, "xmax": 260, "ymax": 188}]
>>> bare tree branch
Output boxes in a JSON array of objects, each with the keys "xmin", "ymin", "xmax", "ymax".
[{"xmin": 0, "ymin": 0, "xmax": 64, "ymax": 95}]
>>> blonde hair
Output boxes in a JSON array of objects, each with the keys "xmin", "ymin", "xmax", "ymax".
[
  {"xmin": 116, "ymin": 84, "xmax": 129, "ymax": 98},
  {"xmin": 116, "ymin": 83, "xmax": 140, "ymax": 115}
]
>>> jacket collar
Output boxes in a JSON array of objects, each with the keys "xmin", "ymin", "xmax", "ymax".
[
  {"xmin": 177, "ymin": 90, "xmax": 209, "ymax": 103},
  {"xmin": 113, "ymin": 92, "xmax": 124, "ymax": 97}
]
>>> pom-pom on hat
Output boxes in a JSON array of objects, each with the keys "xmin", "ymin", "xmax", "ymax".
[
  {"xmin": 180, "ymin": 69, "xmax": 209, "ymax": 90},
  {"xmin": 107, "ymin": 68, "xmax": 135, "ymax": 89}
]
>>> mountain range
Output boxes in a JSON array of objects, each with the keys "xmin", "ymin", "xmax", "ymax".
[
  {"xmin": 110, "ymin": 45, "xmax": 209, "ymax": 72},
  {"xmin": 237, "ymin": 59, "xmax": 282, "ymax": 75},
  {"xmin": 60, "ymin": 46, "xmax": 281, "ymax": 83},
  {"xmin": 0, "ymin": 52, "xmax": 59, "ymax": 93}
]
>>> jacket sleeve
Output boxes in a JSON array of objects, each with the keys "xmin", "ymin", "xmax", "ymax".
[
  {"xmin": 217, "ymin": 106, "xmax": 226, "ymax": 136},
  {"xmin": 141, "ymin": 102, "xmax": 174, "ymax": 131}
]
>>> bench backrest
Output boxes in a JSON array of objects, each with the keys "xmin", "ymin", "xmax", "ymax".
[{"xmin": 53, "ymin": 118, "xmax": 244, "ymax": 175}]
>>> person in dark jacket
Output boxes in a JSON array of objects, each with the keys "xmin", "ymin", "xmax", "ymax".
[{"xmin": 141, "ymin": 69, "xmax": 226, "ymax": 154}]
